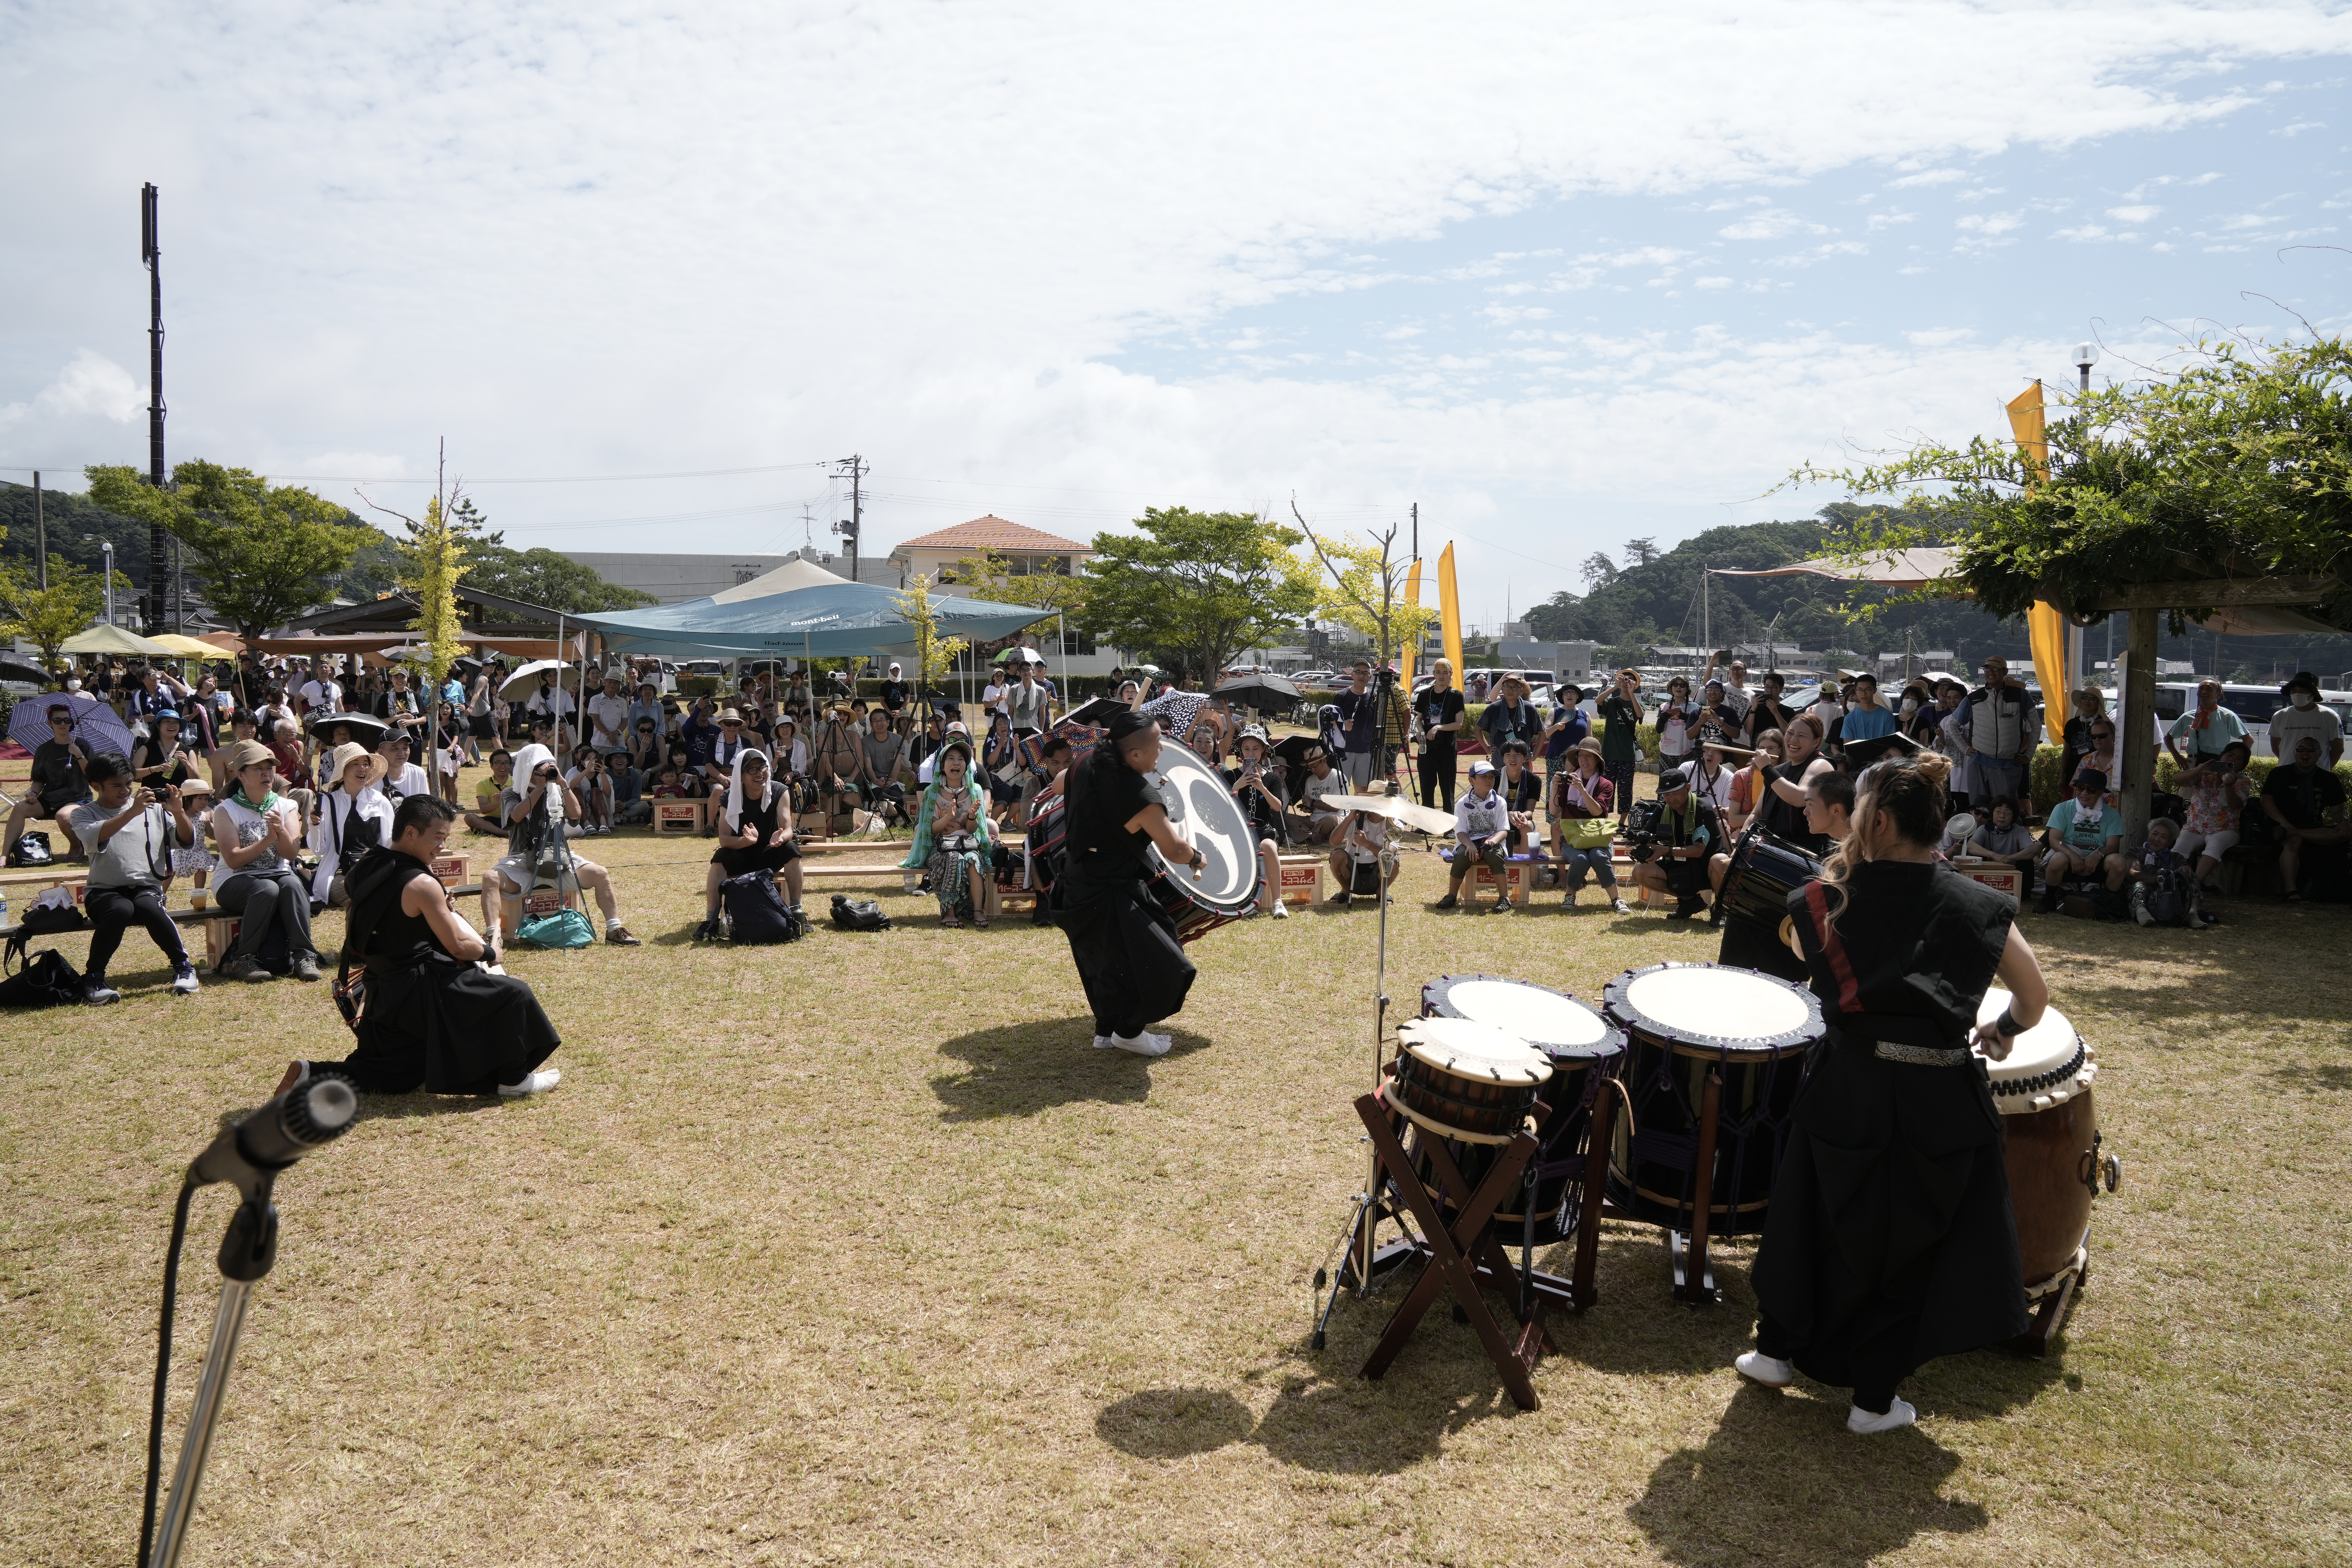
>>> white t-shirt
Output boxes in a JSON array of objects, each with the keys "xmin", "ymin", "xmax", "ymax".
[
  {"xmin": 1455, "ymin": 788, "xmax": 1509, "ymax": 842},
  {"xmin": 526, "ymin": 684, "xmax": 576, "ymax": 718},
  {"xmin": 1303, "ymin": 769, "xmax": 1348, "ymax": 812},
  {"xmin": 2271, "ymin": 701, "xmax": 2343, "ymax": 763},
  {"xmin": 299, "ymin": 678, "xmax": 343, "ymax": 717},
  {"xmin": 1343, "ymin": 813, "xmax": 1389, "ymax": 865},
  {"xmin": 585, "ymin": 692, "xmax": 631, "ymax": 746},
  {"xmin": 381, "ymin": 762, "xmax": 432, "ymax": 799},
  {"xmin": 980, "ymin": 680, "xmax": 1009, "ymax": 717}
]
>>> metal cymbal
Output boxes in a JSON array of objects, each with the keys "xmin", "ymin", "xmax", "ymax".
[{"xmin": 1322, "ymin": 792, "xmax": 1459, "ymax": 835}]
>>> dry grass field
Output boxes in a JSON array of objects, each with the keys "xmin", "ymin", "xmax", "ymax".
[{"xmin": 5, "ymin": 757, "xmax": 2350, "ymax": 1566}]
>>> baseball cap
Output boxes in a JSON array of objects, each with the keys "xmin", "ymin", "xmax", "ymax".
[
  {"xmin": 1657, "ymin": 767, "xmax": 1692, "ymax": 793},
  {"xmin": 1468, "ymin": 758, "xmax": 1497, "ymax": 776}
]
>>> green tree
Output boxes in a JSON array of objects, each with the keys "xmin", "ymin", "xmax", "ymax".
[
  {"xmin": 1078, "ymin": 507, "xmax": 1320, "ymax": 682},
  {"xmin": 891, "ymin": 574, "xmax": 967, "ymax": 710},
  {"xmin": 942, "ymin": 548, "xmax": 1089, "ymax": 620},
  {"xmin": 1289, "ymin": 502, "xmax": 1435, "ymax": 671},
  {"xmin": 0, "ymin": 548, "xmax": 106, "ymax": 666},
  {"xmin": 87, "ymin": 461, "xmax": 366, "ymax": 642}
]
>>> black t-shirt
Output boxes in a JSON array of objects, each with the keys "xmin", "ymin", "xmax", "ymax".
[
  {"xmin": 1747, "ymin": 697, "xmax": 1796, "ymax": 744},
  {"xmin": 731, "ymin": 788, "xmax": 782, "ymax": 844},
  {"xmin": 1067, "ymin": 759, "xmax": 1153, "ymax": 875},
  {"xmin": 1415, "ymin": 688, "xmax": 1466, "ymax": 750},
  {"xmin": 31, "ymin": 739, "xmax": 89, "ymax": 807},
  {"xmin": 2264, "ymin": 765, "xmax": 2346, "ymax": 830},
  {"xmin": 1790, "ymin": 860, "xmax": 2011, "ymax": 1046},
  {"xmin": 1756, "ymin": 761, "xmax": 1830, "ymax": 855},
  {"xmin": 880, "ymin": 680, "xmax": 910, "ymax": 713}
]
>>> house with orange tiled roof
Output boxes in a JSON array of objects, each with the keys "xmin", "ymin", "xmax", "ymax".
[{"xmin": 886, "ymin": 516, "xmax": 1091, "ymax": 588}]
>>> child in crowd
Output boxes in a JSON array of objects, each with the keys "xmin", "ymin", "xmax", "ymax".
[
  {"xmin": 567, "ymin": 744, "xmax": 615, "ymax": 835},
  {"xmin": 1438, "ymin": 758, "xmax": 1513, "ymax": 913},
  {"xmin": 1326, "ymin": 806, "xmax": 1395, "ymax": 910},
  {"xmin": 2125, "ymin": 818, "xmax": 2214, "ymax": 928}
]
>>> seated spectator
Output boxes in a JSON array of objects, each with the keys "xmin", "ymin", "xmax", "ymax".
[
  {"xmin": 2174, "ymin": 741, "xmax": 2251, "ymax": 893},
  {"xmin": 1496, "ymin": 740, "xmax": 1542, "ymax": 853},
  {"xmin": 131, "ymin": 709, "xmax": 201, "ymax": 792},
  {"xmin": 858, "ymin": 709, "xmax": 906, "ymax": 826},
  {"xmin": 467, "ymin": 750, "xmax": 515, "ymax": 835},
  {"xmin": 429, "ymin": 703, "xmax": 466, "ymax": 798},
  {"xmin": 481, "ymin": 743, "xmax": 642, "ymax": 946},
  {"xmin": 1725, "ymin": 730, "xmax": 1782, "ymax": 835},
  {"xmin": 2124, "ymin": 817, "xmax": 2213, "ymax": 928},
  {"xmin": 6, "ymin": 703, "xmax": 94, "ymax": 861},
  {"xmin": 266, "ymin": 717, "xmax": 317, "ymax": 822},
  {"xmin": 982, "ymin": 713, "xmax": 1025, "ymax": 823},
  {"xmin": 649, "ymin": 762, "xmax": 691, "ymax": 799},
  {"xmin": 609, "ymin": 749, "xmax": 650, "ymax": 825},
  {"xmin": 566, "ymin": 743, "xmax": 616, "ymax": 835},
  {"xmin": 279, "ymin": 794, "xmax": 561, "ymax": 1098},
  {"xmin": 1688, "ymin": 740, "xmax": 1738, "ymax": 817},
  {"xmin": 2037, "ymin": 770, "xmax": 2125, "ymax": 912},
  {"xmin": 1292, "ymin": 744, "xmax": 1349, "ymax": 844},
  {"xmin": 211, "ymin": 739, "xmax": 324, "ymax": 984},
  {"xmin": 172, "ymin": 776, "xmax": 217, "ymax": 909},
  {"xmin": 1625, "ymin": 766, "xmax": 1723, "ymax": 919},
  {"xmin": 770, "ymin": 714, "xmax": 812, "ymax": 779},
  {"xmin": 375, "ymin": 732, "xmax": 431, "ymax": 805},
  {"xmin": 1437, "ymin": 759, "xmax": 1514, "ymax": 914},
  {"xmin": 1550, "ymin": 738, "xmax": 1629, "ymax": 914},
  {"xmin": 64, "ymin": 753, "xmax": 201, "ymax": 1002},
  {"xmin": 1328, "ymin": 805, "xmax": 1396, "ymax": 909},
  {"xmin": 812, "ymin": 706, "xmax": 867, "ymax": 838},
  {"xmin": 696, "ymin": 749, "xmax": 805, "ymax": 939},
  {"xmin": 629, "ymin": 714, "xmax": 664, "ymax": 772},
  {"xmin": 2260, "ymin": 735, "xmax": 2349, "ymax": 901},
  {"xmin": 664, "ymin": 743, "xmax": 709, "ymax": 798},
  {"xmin": 308, "ymin": 741, "xmax": 395, "ymax": 907},
  {"xmin": 1225, "ymin": 724, "xmax": 1290, "ymax": 920},
  {"xmin": 2073, "ymin": 717, "xmax": 2119, "ymax": 806},
  {"xmin": 1016, "ymin": 733, "xmax": 1073, "ymax": 830},
  {"xmin": 1958, "ymin": 795, "xmax": 2039, "ymax": 894},
  {"xmin": 899, "ymin": 735, "xmax": 992, "ymax": 928}
]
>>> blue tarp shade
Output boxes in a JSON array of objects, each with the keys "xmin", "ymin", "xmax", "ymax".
[{"xmin": 574, "ymin": 558, "xmax": 1052, "ymax": 658}]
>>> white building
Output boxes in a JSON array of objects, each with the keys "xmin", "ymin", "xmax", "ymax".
[{"xmin": 559, "ymin": 551, "xmax": 829, "ymax": 605}]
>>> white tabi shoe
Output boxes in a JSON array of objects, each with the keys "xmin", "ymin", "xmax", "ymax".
[
  {"xmin": 1847, "ymin": 1398, "xmax": 1918, "ymax": 1435},
  {"xmin": 498, "ymin": 1069, "xmax": 563, "ymax": 1097},
  {"xmin": 1735, "ymin": 1351, "xmax": 1794, "ymax": 1388},
  {"xmin": 1106, "ymin": 1032, "xmax": 1171, "ymax": 1057}
]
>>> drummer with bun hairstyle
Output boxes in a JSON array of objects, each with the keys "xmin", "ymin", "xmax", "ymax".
[
  {"xmin": 1736, "ymin": 750, "xmax": 2052, "ymax": 1434},
  {"xmin": 1052, "ymin": 711, "xmax": 1205, "ymax": 1058}
]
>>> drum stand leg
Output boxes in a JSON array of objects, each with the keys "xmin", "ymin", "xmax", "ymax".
[
  {"xmin": 1671, "ymin": 1068, "xmax": 1724, "ymax": 1305},
  {"xmin": 2005, "ymin": 1243, "xmax": 2089, "ymax": 1358},
  {"xmin": 1354, "ymin": 1093, "xmax": 1545, "ymax": 1411},
  {"xmin": 1569, "ymin": 1080, "xmax": 1617, "ymax": 1310}
]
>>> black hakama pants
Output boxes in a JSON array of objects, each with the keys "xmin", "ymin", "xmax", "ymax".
[
  {"xmin": 1052, "ymin": 862, "xmax": 1196, "ymax": 1040},
  {"xmin": 326, "ymin": 951, "xmax": 561, "ymax": 1095}
]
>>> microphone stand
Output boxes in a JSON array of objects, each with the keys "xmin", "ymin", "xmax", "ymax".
[{"xmin": 147, "ymin": 1174, "xmax": 280, "ymax": 1568}]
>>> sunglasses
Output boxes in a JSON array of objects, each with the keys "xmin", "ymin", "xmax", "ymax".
[{"xmin": 2091, "ymin": 730, "xmax": 2113, "ymax": 739}]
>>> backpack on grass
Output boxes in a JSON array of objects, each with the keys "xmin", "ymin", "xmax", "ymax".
[
  {"xmin": 721, "ymin": 871, "xmax": 804, "ymax": 944},
  {"xmin": 830, "ymin": 894, "xmax": 890, "ymax": 932}
]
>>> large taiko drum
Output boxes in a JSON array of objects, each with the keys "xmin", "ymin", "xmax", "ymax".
[
  {"xmin": 1977, "ymin": 991, "xmax": 2113, "ymax": 1290},
  {"xmin": 1603, "ymin": 962, "xmax": 1824, "ymax": 1236},
  {"xmin": 1714, "ymin": 825, "xmax": 1823, "ymax": 940},
  {"xmin": 1387, "ymin": 1017, "xmax": 1552, "ymax": 1143},
  {"xmin": 1420, "ymin": 975, "xmax": 1626, "ymax": 1242},
  {"xmin": 1141, "ymin": 737, "xmax": 1262, "ymax": 943},
  {"xmin": 1009, "ymin": 792, "xmax": 1069, "ymax": 892}
]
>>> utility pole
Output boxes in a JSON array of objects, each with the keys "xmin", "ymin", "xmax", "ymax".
[
  {"xmin": 32, "ymin": 471, "xmax": 46, "ymax": 589},
  {"xmin": 141, "ymin": 182, "xmax": 171, "ymax": 631},
  {"xmin": 834, "ymin": 454, "xmax": 866, "ymax": 582},
  {"xmin": 1410, "ymin": 502, "xmax": 1418, "ymax": 561}
]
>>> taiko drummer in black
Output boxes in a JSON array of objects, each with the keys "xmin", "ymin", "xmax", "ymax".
[
  {"xmin": 1737, "ymin": 752, "xmax": 2050, "ymax": 1435},
  {"xmin": 1051, "ymin": 711, "xmax": 1202, "ymax": 1058}
]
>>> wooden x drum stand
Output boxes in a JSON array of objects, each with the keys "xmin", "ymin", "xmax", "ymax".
[{"xmin": 1354, "ymin": 1081, "xmax": 1554, "ymax": 1411}]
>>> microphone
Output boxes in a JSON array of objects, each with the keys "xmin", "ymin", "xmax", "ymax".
[{"xmin": 188, "ymin": 1074, "xmax": 360, "ymax": 1193}]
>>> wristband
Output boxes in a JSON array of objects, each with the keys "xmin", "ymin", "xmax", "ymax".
[{"xmin": 1995, "ymin": 1008, "xmax": 2023, "ymax": 1038}]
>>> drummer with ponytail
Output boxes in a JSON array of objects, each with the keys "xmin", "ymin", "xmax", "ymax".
[{"xmin": 1736, "ymin": 750, "xmax": 2055, "ymax": 1435}]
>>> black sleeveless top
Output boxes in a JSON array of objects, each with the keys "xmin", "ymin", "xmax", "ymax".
[
  {"xmin": 1756, "ymin": 761, "xmax": 1831, "ymax": 855},
  {"xmin": 1066, "ymin": 758, "xmax": 1153, "ymax": 877},
  {"xmin": 350, "ymin": 849, "xmax": 455, "ymax": 963},
  {"xmin": 1787, "ymin": 860, "xmax": 2012, "ymax": 1047}
]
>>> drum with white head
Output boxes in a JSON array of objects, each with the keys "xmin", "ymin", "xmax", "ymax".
[
  {"xmin": 1389, "ymin": 1016, "xmax": 1552, "ymax": 1144},
  {"xmin": 1976, "ymin": 992, "xmax": 2113, "ymax": 1288},
  {"xmin": 1141, "ymin": 735, "xmax": 1261, "ymax": 943},
  {"xmin": 1603, "ymin": 962, "xmax": 1824, "ymax": 1235},
  {"xmin": 1421, "ymin": 975, "xmax": 1625, "ymax": 1242}
]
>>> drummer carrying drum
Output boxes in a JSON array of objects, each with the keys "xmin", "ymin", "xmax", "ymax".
[{"xmin": 1736, "ymin": 750, "xmax": 2052, "ymax": 1434}]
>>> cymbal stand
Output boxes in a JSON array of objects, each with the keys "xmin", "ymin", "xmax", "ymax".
[{"xmin": 1311, "ymin": 828, "xmax": 1413, "ymax": 1350}]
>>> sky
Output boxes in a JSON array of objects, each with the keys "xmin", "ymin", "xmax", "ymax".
[{"xmin": 2, "ymin": 1, "xmax": 2348, "ymax": 631}]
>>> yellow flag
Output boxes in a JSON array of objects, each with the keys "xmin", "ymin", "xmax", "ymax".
[
  {"xmin": 1399, "ymin": 558, "xmax": 1423, "ymax": 692},
  {"xmin": 1438, "ymin": 543, "xmax": 1464, "ymax": 688},
  {"xmin": 2006, "ymin": 381, "xmax": 2049, "ymax": 483},
  {"xmin": 2028, "ymin": 599, "xmax": 2069, "ymax": 745}
]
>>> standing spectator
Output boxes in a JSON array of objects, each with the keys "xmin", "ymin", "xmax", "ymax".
[
  {"xmin": 2164, "ymin": 678, "xmax": 2247, "ymax": 768},
  {"xmin": 374, "ymin": 666, "xmax": 424, "ymax": 742},
  {"xmin": 877, "ymin": 662, "xmax": 910, "ymax": 716},
  {"xmin": 2037, "ymin": 770, "xmax": 2125, "ymax": 912},
  {"xmin": 1654, "ymin": 675, "xmax": 1697, "ymax": 776},
  {"xmin": 1957, "ymin": 656, "xmax": 2037, "ymax": 811},
  {"xmin": 2174, "ymin": 741, "xmax": 2250, "ymax": 894},
  {"xmin": 2073, "ymin": 717, "xmax": 2120, "ymax": 804},
  {"xmin": 1225, "ymin": 725, "xmax": 1291, "ymax": 920},
  {"xmin": 1551, "ymin": 739, "xmax": 1629, "ymax": 913},
  {"xmin": 2260, "ymin": 735, "xmax": 2349, "ymax": 901},
  {"xmin": 297, "ymin": 658, "xmax": 344, "ymax": 731},
  {"xmin": 212, "ymin": 740, "xmax": 323, "ymax": 983},
  {"xmin": 1479, "ymin": 676, "xmax": 1543, "ymax": 758},
  {"xmin": 65, "ymin": 753, "xmax": 201, "ymax": 1001},
  {"xmin": 1840, "ymin": 674, "xmax": 1898, "ymax": 746},
  {"xmin": 1413, "ymin": 658, "xmax": 1467, "ymax": 813},
  {"xmin": 1540, "ymin": 681, "xmax": 1589, "ymax": 779},
  {"xmin": 624, "ymin": 680, "xmax": 663, "ymax": 758},
  {"xmin": 1689, "ymin": 680, "xmax": 1733, "ymax": 751},
  {"xmin": 1597, "ymin": 668, "xmax": 1645, "ymax": 824},
  {"xmin": 2058, "ymin": 687, "xmax": 2105, "ymax": 795},
  {"xmin": 375, "ymin": 732, "xmax": 430, "ymax": 804},
  {"xmin": 1006, "ymin": 660, "xmax": 1054, "ymax": 738},
  {"xmin": 979, "ymin": 664, "xmax": 1011, "ymax": 724},
  {"xmin": 1436, "ymin": 758, "xmax": 1514, "ymax": 914},
  {"xmin": 1333, "ymin": 660, "xmax": 1381, "ymax": 790},
  {"xmin": 464, "ymin": 664, "xmax": 498, "ymax": 761},
  {"xmin": 2271, "ymin": 672, "xmax": 2344, "ymax": 768},
  {"xmin": 1743, "ymin": 672, "xmax": 1796, "ymax": 748},
  {"xmin": 1811, "ymin": 675, "xmax": 1849, "ymax": 756},
  {"xmin": 585, "ymin": 672, "xmax": 631, "ymax": 755},
  {"xmin": 812, "ymin": 706, "xmax": 867, "ymax": 838},
  {"xmin": 1710, "ymin": 657, "xmax": 1754, "ymax": 729}
]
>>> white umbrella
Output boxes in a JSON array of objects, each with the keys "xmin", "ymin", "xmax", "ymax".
[{"xmin": 499, "ymin": 658, "xmax": 568, "ymax": 699}]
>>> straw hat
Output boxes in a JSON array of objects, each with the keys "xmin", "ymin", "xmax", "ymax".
[
  {"xmin": 720, "ymin": 707, "xmax": 745, "ymax": 724},
  {"xmin": 324, "ymin": 741, "xmax": 387, "ymax": 790}
]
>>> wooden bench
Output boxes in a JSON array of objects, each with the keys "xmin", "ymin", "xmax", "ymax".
[{"xmin": 1, "ymin": 866, "xmax": 89, "ymax": 895}]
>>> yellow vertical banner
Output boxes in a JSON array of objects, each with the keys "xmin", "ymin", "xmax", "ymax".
[
  {"xmin": 1438, "ymin": 543, "xmax": 1464, "ymax": 688},
  {"xmin": 1399, "ymin": 558, "xmax": 1422, "ymax": 692},
  {"xmin": 2028, "ymin": 599, "xmax": 2069, "ymax": 744},
  {"xmin": 2006, "ymin": 381, "xmax": 2049, "ymax": 482}
]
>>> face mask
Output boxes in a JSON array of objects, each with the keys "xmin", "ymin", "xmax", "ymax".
[
  {"xmin": 1900, "ymin": 697, "xmax": 1918, "ymax": 714},
  {"xmin": 2293, "ymin": 692, "xmax": 2315, "ymax": 709}
]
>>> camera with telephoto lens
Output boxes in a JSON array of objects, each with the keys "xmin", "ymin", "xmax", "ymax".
[{"xmin": 1625, "ymin": 798, "xmax": 1665, "ymax": 863}]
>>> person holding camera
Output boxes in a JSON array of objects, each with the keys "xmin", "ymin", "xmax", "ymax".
[
  {"xmin": 1436, "ymin": 758, "xmax": 1514, "ymax": 914},
  {"xmin": 1225, "ymin": 724, "xmax": 1292, "ymax": 920},
  {"xmin": 64, "ymin": 753, "xmax": 202, "ymax": 1002},
  {"xmin": 308, "ymin": 741, "xmax": 395, "ymax": 907},
  {"xmin": 1624, "ymin": 765, "xmax": 1724, "ymax": 919},
  {"xmin": 484, "ymin": 742, "xmax": 642, "ymax": 946},
  {"xmin": 567, "ymin": 743, "xmax": 616, "ymax": 835},
  {"xmin": 1597, "ymin": 668, "xmax": 1646, "ymax": 824}
]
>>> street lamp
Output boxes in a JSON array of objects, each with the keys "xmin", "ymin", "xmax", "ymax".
[
  {"xmin": 2074, "ymin": 341, "xmax": 2099, "ymax": 393},
  {"xmin": 101, "ymin": 541, "xmax": 115, "ymax": 625}
]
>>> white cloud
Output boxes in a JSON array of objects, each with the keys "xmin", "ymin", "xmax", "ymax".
[
  {"xmin": 2107, "ymin": 203, "xmax": 2164, "ymax": 223},
  {"xmin": 1888, "ymin": 168, "xmax": 1969, "ymax": 187},
  {"xmin": 1718, "ymin": 208, "xmax": 1824, "ymax": 240},
  {"xmin": 1695, "ymin": 276, "xmax": 1735, "ymax": 289},
  {"xmin": 0, "ymin": 350, "xmax": 146, "ymax": 431},
  {"xmin": 1905, "ymin": 327, "xmax": 1975, "ymax": 348}
]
